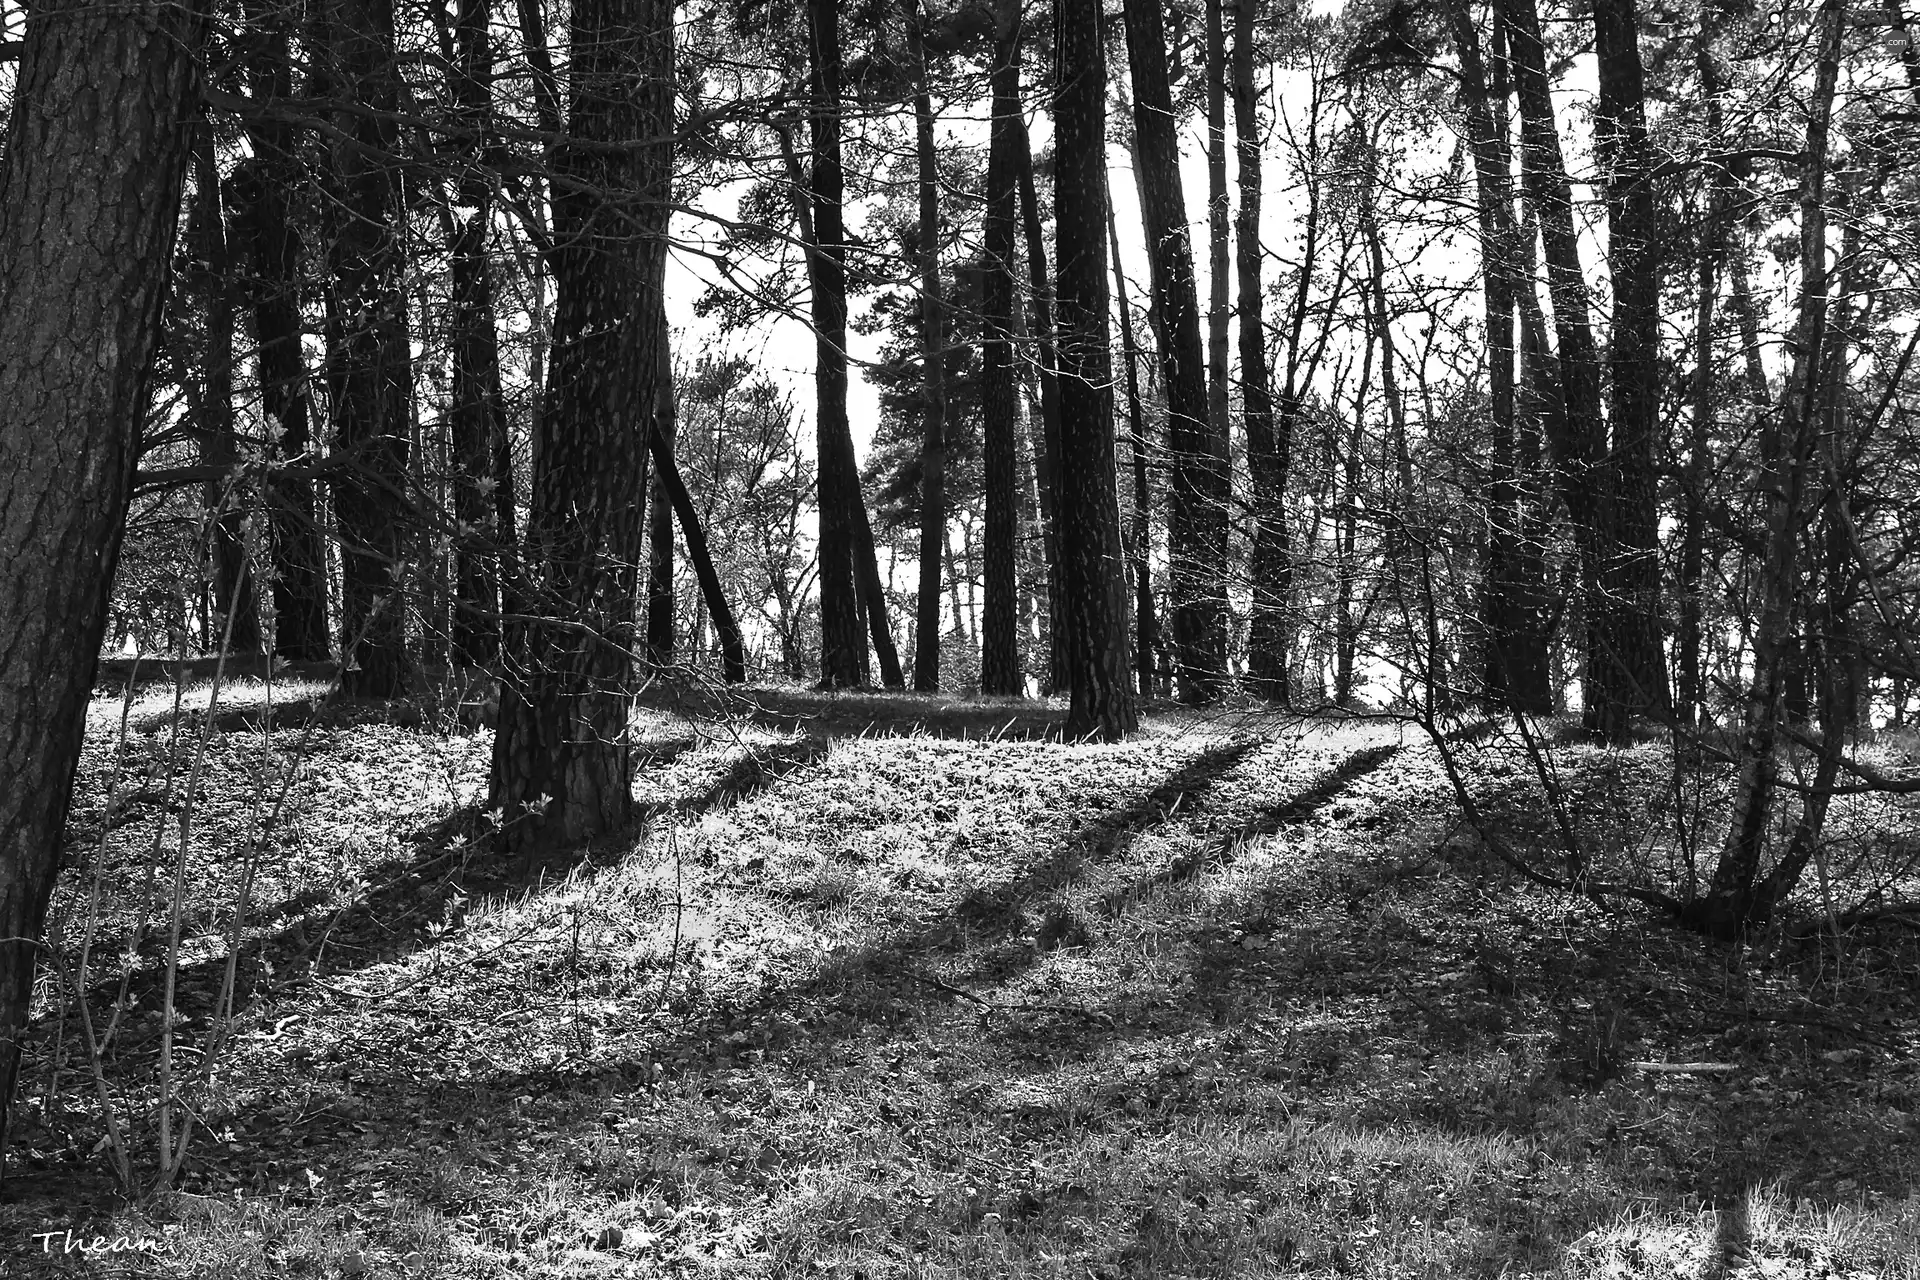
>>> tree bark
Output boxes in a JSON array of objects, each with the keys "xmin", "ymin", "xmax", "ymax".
[
  {"xmin": 1204, "ymin": 0, "xmax": 1232, "ymax": 508},
  {"xmin": 1124, "ymin": 0, "xmax": 1229, "ymax": 703},
  {"xmin": 1592, "ymin": 0, "xmax": 1670, "ymax": 720},
  {"xmin": 1107, "ymin": 191, "xmax": 1159, "ymax": 700},
  {"xmin": 1014, "ymin": 118, "xmax": 1068, "ymax": 695},
  {"xmin": 1055, "ymin": 0, "xmax": 1138, "ymax": 739},
  {"xmin": 489, "ymin": 0, "xmax": 672, "ymax": 848},
  {"xmin": 232, "ymin": 0, "xmax": 331, "ymax": 661},
  {"xmin": 0, "ymin": 0, "xmax": 206, "ymax": 1153},
  {"xmin": 318, "ymin": 0, "xmax": 414, "ymax": 698},
  {"xmin": 645, "ymin": 346, "xmax": 675, "ymax": 667},
  {"xmin": 979, "ymin": 0, "xmax": 1024, "ymax": 696},
  {"xmin": 903, "ymin": 0, "xmax": 948, "ymax": 692},
  {"xmin": 1235, "ymin": 0, "xmax": 1290, "ymax": 705},
  {"xmin": 449, "ymin": 0, "xmax": 514, "ymax": 667}
]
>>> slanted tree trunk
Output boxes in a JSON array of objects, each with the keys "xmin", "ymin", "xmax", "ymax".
[
  {"xmin": 0, "ymin": 0, "xmax": 206, "ymax": 1153},
  {"xmin": 1502, "ymin": 0, "xmax": 1631, "ymax": 740},
  {"xmin": 1124, "ymin": 0, "xmax": 1229, "ymax": 703},
  {"xmin": 1055, "ymin": 0, "xmax": 1138, "ymax": 739},
  {"xmin": 448, "ymin": 0, "xmax": 514, "ymax": 666},
  {"xmin": 648, "ymin": 298, "xmax": 746, "ymax": 684},
  {"xmin": 489, "ymin": 0, "xmax": 672, "ymax": 848},
  {"xmin": 233, "ymin": 0, "xmax": 330, "ymax": 661},
  {"xmin": 189, "ymin": 127, "xmax": 262, "ymax": 655},
  {"xmin": 903, "ymin": 0, "xmax": 948, "ymax": 692},
  {"xmin": 978, "ymin": 0, "xmax": 1023, "ymax": 697},
  {"xmin": 318, "ymin": 0, "xmax": 413, "ymax": 697}
]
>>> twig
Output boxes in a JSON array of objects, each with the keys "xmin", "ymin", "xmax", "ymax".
[
  {"xmin": 902, "ymin": 970, "xmax": 1114, "ymax": 1028},
  {"xmin": 1628, "ymin": 1060, "xmax": 1742, "ymax": 1075}
]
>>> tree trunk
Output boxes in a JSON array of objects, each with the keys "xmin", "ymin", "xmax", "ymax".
[
  {"xmin": 1447, "ymin": 0, "xmax": 1551, "ymax": 713},
  {"xmin": 1124, "ymin": 0, "xmax": 1229, "ymax": 703},
  {"xmin": 232, "ymin": 0, "xmax": 331, "ymax": 662},
  {"xmin": 1055, "ymin": 0, "xmax": 1138, "ymax": 739},
  {"xmin": 0, "ymin": 0, "xmax": 206, "ymax": 1155},
  {"xmin": 1107, "ymin": 191, "xmax": 1159, "ymax": 700},
  {"xmin": 1014, "ymin": 118, "xmax": 1068, "ymax": 695},
  {"xmin": 1235, "ymin": 0, "xmax": 1290, "ymax": 705},
  {"xmin": 979, "ymin": 0, "xmax": 1023, "ymax": 697},
  {"xmin": 804, "ymin": 0, "xmax": 866, "ymax": 687},
  {"xmin": 489, "ymin": 0, "xmax": 672, "ymax": 848},
  {"xmin": 449, "ymin": 0, "xmax": 513, "ymax": 667},
  {"xmin": 645, "ymin": 346, "xmax": 675, "ymax": 668},
  {"xmin": 189, "ymin": 127, "xmax": 262, "ymax": 655},
  {"xmin": 903, "ymin": 0, "xmax": 948, "ymax": 692},
  {"xmin": 1204, "ymin": 0, "xmax": 1231, "ymax": 514},
  {"xmin": 648, "ymin": 299, "xmax": 747, "ymax": 685},
  {"xmin": 318, "ymin": 0, "xmax": 413, "ymax": 698},
  {"xmin": 1592, "ymin": 0, "xmax": 1670, "ymax": 720},
  {"xmin": 1502, "ymin": 0, "xmax": 1634, "ymax": 740},
  {"xmin": 1693, "ymin": 0, "xmax": 1846, "ymax": 937}
]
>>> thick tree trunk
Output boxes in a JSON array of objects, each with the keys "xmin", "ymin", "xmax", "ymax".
[
  {"xmin": 189, "ymin": 129, "xmax": 262, "ymax": 655},
  {"xmin": 1502, "ymin": 0, "xmax": 1635, "ymax": 740},
  {"xmin": 449, "ymin": 0, "xmax": 513, "ymax": 666},
  {"xmin": 0, "ymin": 0, "xmax": 206, "ymax": 1154},
  {"xmin": 319, "ymin": 0, "xmax": 413, "ymax": 698},
  {"xmin": 1592, "ymin": 0, "xmax": 1670, "ymax": 720},
  {"xmin": 489, "ymin": 0, "xmax": 672, "ymax": 848},
  {"xmin": 233, "ymin": 0, "xmax": 330, "ymax": 661},
  {"xmin": 804, "ymin": 0, "xmax": 864, "ymax": 687},
  {"xmin": 1124, "ymin": 0, "xmax": 1229, "ymax": 703},
  {"xmin": 903, "ymin": 0, "xmax": 948, "ymax": 692},
  {"xmin": 1447, "ymin": 0, "xmax": 1550, "ymax": 713},
  {"xmin": 979, "ymin": 0, "xmax": 1024, "ymax": 697},
  {"xmin": 1054, "ymin": 0, "xmax": 1138, "ymax": 739}
]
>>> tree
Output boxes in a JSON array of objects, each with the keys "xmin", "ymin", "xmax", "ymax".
[
  {"xmin": 1124, "ymin": 0, "xmax": 1229, "ymax": 703},
  {"xmin": 1055, "ymin": 0, "xmax": 1138, "ymax": 739},
  {"xmin": 0, "ymin": 0, "xmax": 207, "ymax": 1150},
  {"xmin": 978, "ymin": 0, "xmax": 1024, "ymax": 696},
  {"xmin": 488, "ymin": 0, "xmax": 673, "ymax": 847},
  {"xmin": 317, "ymin": 0, "xmax": 414, "ymax": 697},
  {"xmin": 902, "ymin": 0, "xmax": 950, "ymax": 692}
]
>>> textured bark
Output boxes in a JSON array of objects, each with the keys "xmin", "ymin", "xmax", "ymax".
[
  {"xmin": 1447, "ymin": 0, "xmax": 1550, "ymax": 712},
  {"xmin": 188, "ymin": 130, "xmax": 262, "ymax": 655},
  {"xmin": 318, "ymin": 0, "xmax": 413, "ymax": 697},
  {"xmin": 489, "ymin": 0, "xmax": 672, "ymax": 848},
  {"xmin": 449, "ymin": 0, "xmax": 513, "ymax": 666},
  {"xmin": 1592, "ymin": 0, "xmax": 1670, "ymax": 719},
  {"xmin": 0, "ymin": 0, "xmax": 206, "ymax": 1150},
  {"xmin": 1124, "ymin": 0, "xmax": 1229, "ymax": 702},
  {"xmin": 903, "ymin": 0, "xmax": 948, "ymax": 692},
  {"xmin": 232, "ymin": 0, "xmax": 330, "ymax": 661},
  {"xmin": 1055, "ymin": 0, "xmax": 1138, "ymax": 739},
  {"xmin": 1234, "ymin": 0, "xmax": 1288, "ymax": 705},
  {"xmin": 1502, "ymin": 0, "xmax": 1634, "ymax": 739},
  {"xmin": 978, "ymin": 0, "xmax": 1024, "ymax": 697},
  {"xmin": 805, "ymin": 0, "xmax": 867, "ymax": 687},
  {"xmin": 645, "ymin": 343, "xmax": 675, "ymax": 667}
]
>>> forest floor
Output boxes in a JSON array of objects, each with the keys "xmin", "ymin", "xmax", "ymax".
[{"xmin": 4, "ymin": 672, "xmax": 1920, "ymax": 1278}]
